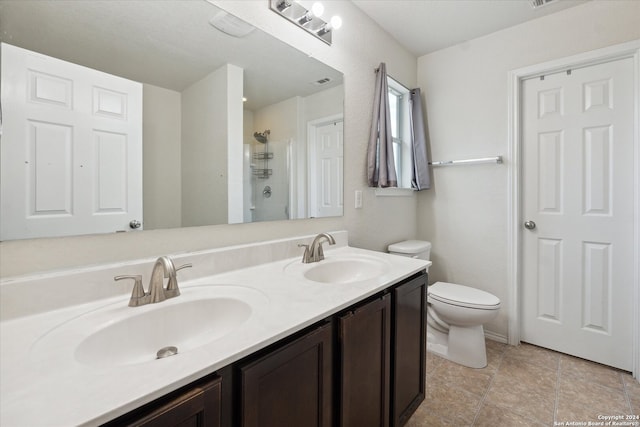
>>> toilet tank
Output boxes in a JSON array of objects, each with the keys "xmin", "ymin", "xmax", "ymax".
[{"xmin": 388, "ymin": 240, "xmax": 431, "ymax": 260}]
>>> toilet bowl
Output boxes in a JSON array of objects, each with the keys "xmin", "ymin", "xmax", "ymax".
[
  {"xmin": 388, "ymin": 240, "xmax": 501, "ymax": 369},
  {"xmin": 427, "ymin": 281, "xmax": 500, "ymax": 368}
]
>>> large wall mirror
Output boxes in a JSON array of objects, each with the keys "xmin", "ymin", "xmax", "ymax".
[{"xmin": 0, "ymin": 0, "xmax": 344, "ymax": 241}]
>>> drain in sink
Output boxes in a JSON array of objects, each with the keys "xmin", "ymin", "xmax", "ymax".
[{"xmin": 156, "ymin": 346, "xmax": 178, "ymax": 359}]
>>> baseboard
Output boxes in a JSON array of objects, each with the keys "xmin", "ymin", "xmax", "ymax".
[{"xmin": 484, "ymin": 330, "xmax": 508, "ymax": 344}]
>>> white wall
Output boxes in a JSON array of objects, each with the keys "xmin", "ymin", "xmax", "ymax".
[
  {"xmin": 181, "ymin": 64, "xmax": 243, "ymax": 227},
  {"xmin": 226, "ymin": 64, "xmax": 244, "ymax": 224},
  {"xmin": 142, "ymin": 84, "xmax": 182, "ymax": 230},
  {"xmin": 304, "ymin": 84, "xmax": 344, "ymax": 122},
  {"xmin": 416, "ymin": 0, "xmax": 640, "ymax": 337},
  {"xmin": 0, "ymin": 0, "xmax": 417, "ymax": 277}
]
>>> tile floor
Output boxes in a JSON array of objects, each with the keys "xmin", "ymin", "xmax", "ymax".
[{"xmin": 407, "ymin": 340, "xmax": 640, "ymax": 426}]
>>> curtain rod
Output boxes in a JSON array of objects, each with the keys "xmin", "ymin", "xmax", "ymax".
[
  {"xmin": 374, "ymin": 67, "xmax": 412, "ymax": 92},
  {"xmin": 429, "ymin": 156, "xmax": 503, "ymax": 167}
]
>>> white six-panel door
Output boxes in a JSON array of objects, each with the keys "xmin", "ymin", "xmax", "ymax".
[
  {"xmin": 309, "ymin": 119, "xmax": 343, "ymax": 218},
  {"xmin": 521, "ymin": 57, "xmax": 635, "ymax": 370},
  {"xmin": 1, "ymin": 43, "xmax": 143, "ymax": 240}
]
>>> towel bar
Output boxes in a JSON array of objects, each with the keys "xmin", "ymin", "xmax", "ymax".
[{"xmin": 429, "ymin": 156, "xmax": 502, "ymax": 167}]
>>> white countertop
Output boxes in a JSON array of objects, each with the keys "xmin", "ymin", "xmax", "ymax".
[{"xmin": 0, "ymin": 243, "xmax": 429, "ymax": 426}]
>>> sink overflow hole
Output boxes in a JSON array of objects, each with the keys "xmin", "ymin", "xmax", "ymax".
[{"xmin": 156, "ymin": 346, "xmax": 178, "ymax": 359}]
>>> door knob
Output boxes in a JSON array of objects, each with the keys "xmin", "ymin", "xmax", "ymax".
[{"xmin": 524, "ymin": 220, "xmax": 536, "ymax": 230}]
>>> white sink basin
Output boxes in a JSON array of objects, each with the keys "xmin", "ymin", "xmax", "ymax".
[
  {"xmin": 30, "ymin": 285, "xmax": 268, "ymax": 368},
  {"xmin": 285, "ymin": 254, "xmax": 391, "ymax": 284}
]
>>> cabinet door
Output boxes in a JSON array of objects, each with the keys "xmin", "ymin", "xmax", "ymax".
[
  {"xmin": 340, "ymin": 294, "xmax": 391, "ymax": 427},
  {"xmin": 110, "ymin": 375, "xmax": 222, "ymax": 427},
  {"xmin": 392, "ymin": 273, "xmax": 427, "ymax": 426},
  {"xmin": 240, "ymin": 322, "xmax": 333, "ymax": 427}
]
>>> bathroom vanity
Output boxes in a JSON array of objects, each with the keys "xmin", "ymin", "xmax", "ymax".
[
  {"xmin": 103, "ymin": 271, "xmax": 426, "ymax": 427},
  {"xmin": 0, "ymin": 232, "xmax": 429, "ymax": 426}
]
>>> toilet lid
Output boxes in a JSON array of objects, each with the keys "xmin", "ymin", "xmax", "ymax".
[
  {"xmin": 388, "ymin": 240, "xmax": 431, "ymax": 254},
  {"xmin": 428, "ymin": 282, "xmax": 500, "ymax": 309}
]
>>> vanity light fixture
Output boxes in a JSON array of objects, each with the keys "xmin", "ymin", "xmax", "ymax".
[
  {"xmin": 269, "ymin": 0, "xmax": 342, "ymax": 45},
  {"xmin": 298, "ymin": 11, "xmax": 313, "ymax": 25},
  {"xmin": 317, "ymin": 15, "xmax": 342, "ymax": 36}
]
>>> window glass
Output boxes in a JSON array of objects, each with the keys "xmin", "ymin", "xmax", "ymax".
[
  {"xmin": 388, "ymin": 89, "xmax": 399, "ymax": 137},
  {"xmin": 387, "ymin": 76, "xmax": 411, "ymax": 188}
]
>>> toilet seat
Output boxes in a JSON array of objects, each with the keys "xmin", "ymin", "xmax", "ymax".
[{"xmin": 428, "ymin": 282, "xmax": 500, "ymax": 310}]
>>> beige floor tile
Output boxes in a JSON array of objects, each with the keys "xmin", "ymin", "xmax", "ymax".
[
  {"xmin": 404, "ymin": 400, "xmax": 462, "ymax": 427},
  {"xmin": 485, "ymin": 339, "xmax": 508, "ymax": 353},
  {"xmin": 630, "ymin": 396, "xmax": 640, "ymax": 415},
  {"xmin": 484, "ymin": 347, "xmax": 505, "ymax": 373},
  {"xmin": 432, "ymin": 359, "xmax": 494, "ymax": 397},
  {"xmin": 560, "ymin": 354, "xmax": 625, "ymax": 390},
  {"xmin": 485, "ymin": 340, "xmax": 508, "ymax": 371},
  {"xmin": 408, "ymin": 339, "xmax": 636, "ymax": 426},
  {"xmin": 424, "ymin": 376, "xmax": 481, "ymax": 425},
  {"xmin": 484, "ymin": 364, "xmax": 556, "ymax": 424},
  {"xmin": 556, "ymin": 393, "xmax": 619, "ymax": 424},
  {"xmin": 503, "ymin": 342, "xmax": 560, "ymax": 372},
  {"xmin": 426, "ymin": 351, "xmax": 445, "ymax": 376},
  {"xmin": 624, "ymin": 373, "xmax": 640, "ymax": 402},
  {"xmin": 557, "ymin": 374, "xmax": 630, "ymax": 415},
  {"xmin": 474, "ymin": 403, "xmax": 546, "ymax": 427},
  {"xmin": 495, "ymin": 356, "xmax": 558, "ymax": 394},
  {"xmin": 626, "ymin": 375, "xmax": 640, "ymax": 414}
]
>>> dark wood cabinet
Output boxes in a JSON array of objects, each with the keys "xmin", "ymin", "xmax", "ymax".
[
  {"xmin": 102, "ymin": 374, "xmax": 222, "ymax": 427},
  {"xmin": 392, "ymin": 274, "xmax": 427, "ymax": 426},
  {"xmin": 239, "ymin": 322, "xmax": 333, "ymax": 427},
  {"xmin": 339, "ymin": 294, "xmax": 392, "ymax": 427}
]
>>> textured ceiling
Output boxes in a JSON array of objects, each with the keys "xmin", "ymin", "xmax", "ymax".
[
  {"xmin": 0, "ymin": 0, "xmax": 342, "ymax": 111},
  {"xmin": 351, "ymin": 0, "xmax": 590, "ymax": 56}
]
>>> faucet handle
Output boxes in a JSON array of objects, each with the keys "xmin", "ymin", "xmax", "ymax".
[
  {"xmin": 175, "ymin": 263, "xmax": 193, "ymax": 273},
  {"xmin": 166, "ymin": 263, "xmax": 192, "ymax": 297},
  {"xmin": 298, "ymin": 244, "xmax": 312, "ymax": 263},
  {"xmin": 114, "ymin": 275, "xmax": 148, "ymax": 307}
]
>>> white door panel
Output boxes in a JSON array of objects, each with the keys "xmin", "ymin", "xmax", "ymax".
[
  {"xmin": 1, "ymin": 43, "xmax": 142, "ymax": 240},
  {"xmin": 522, "ymin": 57, "xmax": 634, "ymax": 370},
  {"xmin": 310, "ymin": 119, "xmax": 343, "ymax": 218}
]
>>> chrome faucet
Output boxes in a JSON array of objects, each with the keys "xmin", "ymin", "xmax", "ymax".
[
  {"xmin": 299, "ymin": 232, "xmax": 336, "ymax": 263},
  {"xmin": 114, "ymin": 256, "xmax": 192, "ymax": 307}
]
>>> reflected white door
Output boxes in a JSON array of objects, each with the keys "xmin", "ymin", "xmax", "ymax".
[
  {"xmin": 309, "ymin": 119, "xmax": 343, "ymax": 218},
  {"xmin": 1, "ymin": 43, "xmax": 142, "ymax": 240},
  {"xmin": 521, "ymin": 57, "xmax": 635, "ymax": 370}
]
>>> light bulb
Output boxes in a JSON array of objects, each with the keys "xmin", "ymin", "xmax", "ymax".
[
  {"xmin": 330, "ymin": 15, "xmax": 342, "ymax": 30},
  {"xmin": 311, "ymin": 2, "xmax": 324, "ymax": 17}
]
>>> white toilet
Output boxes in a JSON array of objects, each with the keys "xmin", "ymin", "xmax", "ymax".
[{"xmin": 388, "ymin": 240, "xmax": 501, "ymax": 369}]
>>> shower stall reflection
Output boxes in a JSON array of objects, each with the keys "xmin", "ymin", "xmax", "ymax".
[{"xmin": 243, "ymin": 130, "xmax": 291, "ymax": 223}]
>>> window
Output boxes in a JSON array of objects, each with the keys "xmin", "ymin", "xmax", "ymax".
[{"xmin": 387, "ymin": 76, "xmax": 411, "ymax": 189}]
